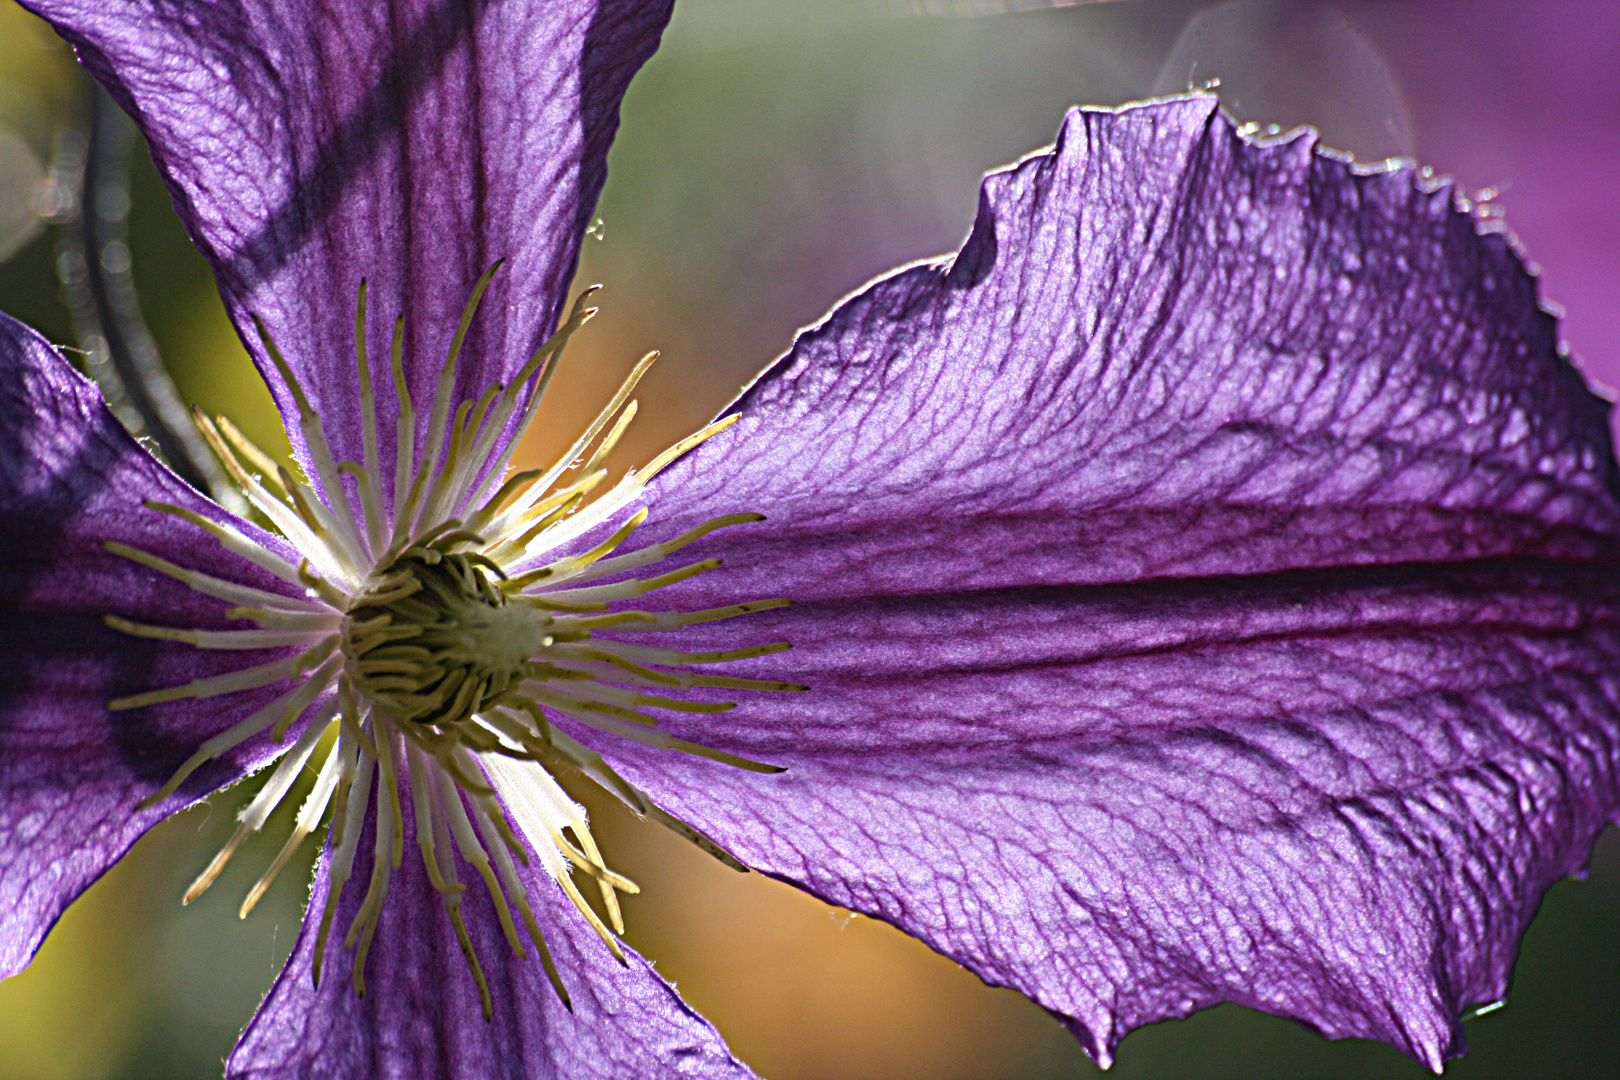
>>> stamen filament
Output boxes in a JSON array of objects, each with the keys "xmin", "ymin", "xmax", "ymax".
[
  {"xmin": 439, "ymin": 761, "xmax": 526, "ymax": 956},
  {"xmin": 520, "ymin": 349, "xmax": 658, "ymax": 503},
  {"xmin": 405, "ymin": 261, "xmax": 503, "ymax": 543},
  {"xmin": 564, "ymin": 600, "xmax": 794, "ymax": 634},
  {"xmin": 468, "ymin": 795, "xmax": 573, "ymax": 1008},
  {"xmin": 407, "ymin": 743, "xmax": 465, "ymax": 896},
  {"xmin": 463, "ymin": 289, "xmax": 600, "ymax": 511},
  {"xmin": 109, "ymin": 637, "xmax": 338, "ymax": 712},
  {"xmin": 346, "ymin": 742, "xmax": 397, "ymax": 998},
  {"xmin": 339, "ymin": 461, "xmax": 386, "ymax": 561},
  {"xmin": 104, "ymin": 614, "xmax": 332, "ymax": 651},
  {"xmin": 636, "ymin": 414, "xmax": 741, "ymax": 484},
  {"xmin": 252, "ymin": 315, "xmax": 372, "ymax": 564},
  {"xmin": 195, "ymin": 411, "xmax": 353, "ymax": 585},
  {"xmin": 504, "ymin": 508, "xmax": 648, "ymax": 592},
  {"xmin": 240, "ymin": 733, "xmax": 347, "ymax": 918},
  {"xmin": 556, "ymin": 513, "xmax": 766, "ymax": 588},
  {"xmin": 531, "ymin": 557, "xmax": 720, "ymax": 606},
  {"xmin": 354, "ymin": 280, "xmax": 387, "ymax": 556},
  {"xmin": 183, "ymin": 696, "xmax": 338, "ymax": 904},
  {"xmin": 101, "ymin": 541, "xmax": 325, "ymax": 612},
  {"xmin": 211, "ymin": 414, "xmax": 288, "ymax": 497},
  {"xmin": 137, "ymin": 655, "xmax": 342, "ymax": 808},
  {"xmin": 389, "ymin": 315, "xmax": 414, "ymax": 516},
  {"xmin": 313, "ymin": 745, "xmax": 374, "ymax": 988},
  {"xmin": 144, "ymin": 501, "xmax": 306, "ymax": 590}
]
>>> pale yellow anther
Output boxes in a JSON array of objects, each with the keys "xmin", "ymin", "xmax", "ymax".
[{"xmin": 637, "ymin": 413, "xmax": 741, "ymax": 484}]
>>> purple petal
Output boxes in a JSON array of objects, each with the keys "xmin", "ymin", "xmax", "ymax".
[
  {"xmin": 231, "ymin": 797, "xmax": 754, "ymax": 1080},
  {"xmin": 0, "ymin": 311, "xmax": 313, "ymax": 977},
  {"xmin": 602, "ymin": 98, "xmax": 1620, "ymax": 1067},
  {"xmin": 22, "ymin": 0, "xmax": 673, "ymax": 491}
]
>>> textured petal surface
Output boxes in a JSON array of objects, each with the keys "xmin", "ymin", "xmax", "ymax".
[
  {"xmin": 602, "ymin": 97, "xmax": 1620, "ymax": 1067},
  {"xmin": 0, "ymin": 312, "xmax": 314, "ymax": 977},
  {"xmin": 231, "ymin": 792, "xmax": 755, "ymax": 1080},
  {"xmin": 22, "ymin": 0, "xmax": 673, "ymax": 493}
]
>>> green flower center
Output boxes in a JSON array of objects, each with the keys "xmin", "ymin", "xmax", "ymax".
[{"xmin": 343, "ymin": 548, "xmax": 545, "ymax": 730}]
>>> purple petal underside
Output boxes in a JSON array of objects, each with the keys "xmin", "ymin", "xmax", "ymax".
[
  {"xmin": 231, "ymin": 786, "xmax": 755, "ymax": 1080},
  {"xmin": 22, "ymin": 0, "xmax": 674, "ymax": 496},
  {"xmin": 0, "ymin": 312, "xmax": 315, "ymax": 977},
  {"xmin": 600, "ymin": 97, "xmax": 1620, "ymax": 1068}
]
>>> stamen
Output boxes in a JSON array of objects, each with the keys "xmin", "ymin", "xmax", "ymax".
[
  {"xmin": 313, "ymin": 738, "xmax": 374, "ymax": 988},
  {"xmin": 374, "ymin": 712, "xmax": 406, "ymax": 870},
  {"xmin": 103, "ymin": 614, "xmax": 332, "ymax": 651},
  {"xmin": 353, "ymin": 280, "xmax": 386, "ymax": 556},
  {"xmin": 563, "ymin": 599, "xmax": 794, "ymax": 634},
  {"xmin": 483, "ymin": 754, "xmax": 626, "ymax": 962},
  {"xmin": 520, "ymin": 349, "xmax": 658, "ymax": 504},
  {"xmin": 448, "ymin": 900, "xmax": 494, "ymax": 1021},
  {"xmin": 461, "ymin": 467, "xmax": 546, "ymax": 537},
  {"xmin": 569, "ymin": 640, "xmax": 794, "ymax": 666},
  {"xmin": 298, "ymin": 560, "xmax": 352, "ymax": 610},
  {"xmin": 347, "ymin": 753, "xmax": 397, "ymax": 999},
  {"xmin": 555, "ymin": 512, "xmax": 766, "ymax": 588},
  {"xmin": 488, "ymin": 467, "xmax": 609, "ymax": 553},
  {"xmin": 578, "ymin": 398, "xmax": 638, "ymax": 479},
  {"xmin": 195, "ymin": 412, "xmax": 354, "ymax": 586},
  {"xmin": 108, "ymin": 637, "xmax": 338, "ymax": 712},
  {"xmin": 182, "ymin": 695, "xmax": 338, "ymax": 904},
  {"xmin": 137, "ymin": 654, "xmax": 343, "ymax": 808},
  {"xmin": 500, "ymin": 491, "xmax": 588, "ymax": 563},
  {"xmin": 101, "ymin": 541, "xmax": 325, "ymax": 612},
  {"xmin": 277, "ymin": 464, "xmax": 370, "ymax": 577},
  {"xmin": 252, "ymin": 316, "xmax": 371, "ymax": 564},
  {"xmin": 338, "ymin": 461, "xmax": 387, "ymax": 557},
  {"xmin": 211, "ymin": 414, "xmax": 288, "ymax": 497},
  {"xmin": 523, "ymin": 508, "xmax": 648, "ymax": 586},
  {"xmin": 224, "ymin": 608, "xmax": 343, "ymax": 632},
  {"xmin": 636, "ymin": 414, "xmax": 741, "ymax": 484},
  {"xmin": 240, "ymin": 733, "xmax": 347, "ymax": 918},
  {"xmin": 531, "ymin": 558, "xmax": 721, "ymax": 607},
  {"xmin": 462, "ymin": 288, "xmax": 600, "ymax": 511},
  {"xmin": 439, "ymin": 758, "xmax": 526, "ymax": 956},
  {"xmin": 406, "ymin": 743, "xmax": 465, "ymax": 897},
  {"xmin": 422, "ymin": 763, "xmax": 495, "ymax": 1019},
  {"xmin": 143, "ymin": 501, "xmax": 306, "ymax": 590},
  {"xmin": 524, "ymin": 718, "xmax": 749, "ymax": 872},
  {"xmin": 419, "ymin": 382, "xmax": 504, "ymax": 529},
  {"xmin": 389, "ymin": 315, "xmax": 414, "ymax": 517},
  {"xmin": 520, "ymin": 689, "xmax": 782, "ymax": 773},
  {"xmin": 468, "ymin": 794, "xmax": 572, "ymax": 1008},
  {"xmin": 400, "ymin": 262, "xmax": 504, "ymax": 545}
]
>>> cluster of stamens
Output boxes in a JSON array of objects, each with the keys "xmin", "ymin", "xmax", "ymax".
[{"xmin": 104, "ymin": 266, "xmax": 797, "ymax": 1015}]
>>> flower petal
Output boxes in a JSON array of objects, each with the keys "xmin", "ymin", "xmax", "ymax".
[
  {"xmin": 0, "ymin": 311, "xmax": 314, "ymax": 977},
  {"xmin": 647, "ymin": 95, "xmax": 1620, "ymax": 598},
  {"xmin": 230, "ymin": 796, "xmax": 755, "ymax": 1080},
  {"xmin": 608, "ymin": 98, "xmax": 1620, "ymax": 1068},
  {"xmin": 23, "ymin": 0, "xmax": 674, "ymax": 491}
]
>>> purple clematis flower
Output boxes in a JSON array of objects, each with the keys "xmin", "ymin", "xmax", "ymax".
[{"xmin": 4, "ymin": 1, "xmax": 1619, "ymax": 1078}]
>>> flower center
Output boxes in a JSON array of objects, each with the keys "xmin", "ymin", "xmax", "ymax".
[
  {"xmin": 101, "ymin": 267, "xmax": 800, "ymax": 1018},
  {"xmin": 343, "ymin": 549, "xmax": 543, "ymax": 729}
]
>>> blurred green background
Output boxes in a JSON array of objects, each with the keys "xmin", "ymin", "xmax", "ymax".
[{"xmin": 1, "ymin": 1, "xmax": 1617, "ymax": 1078}]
